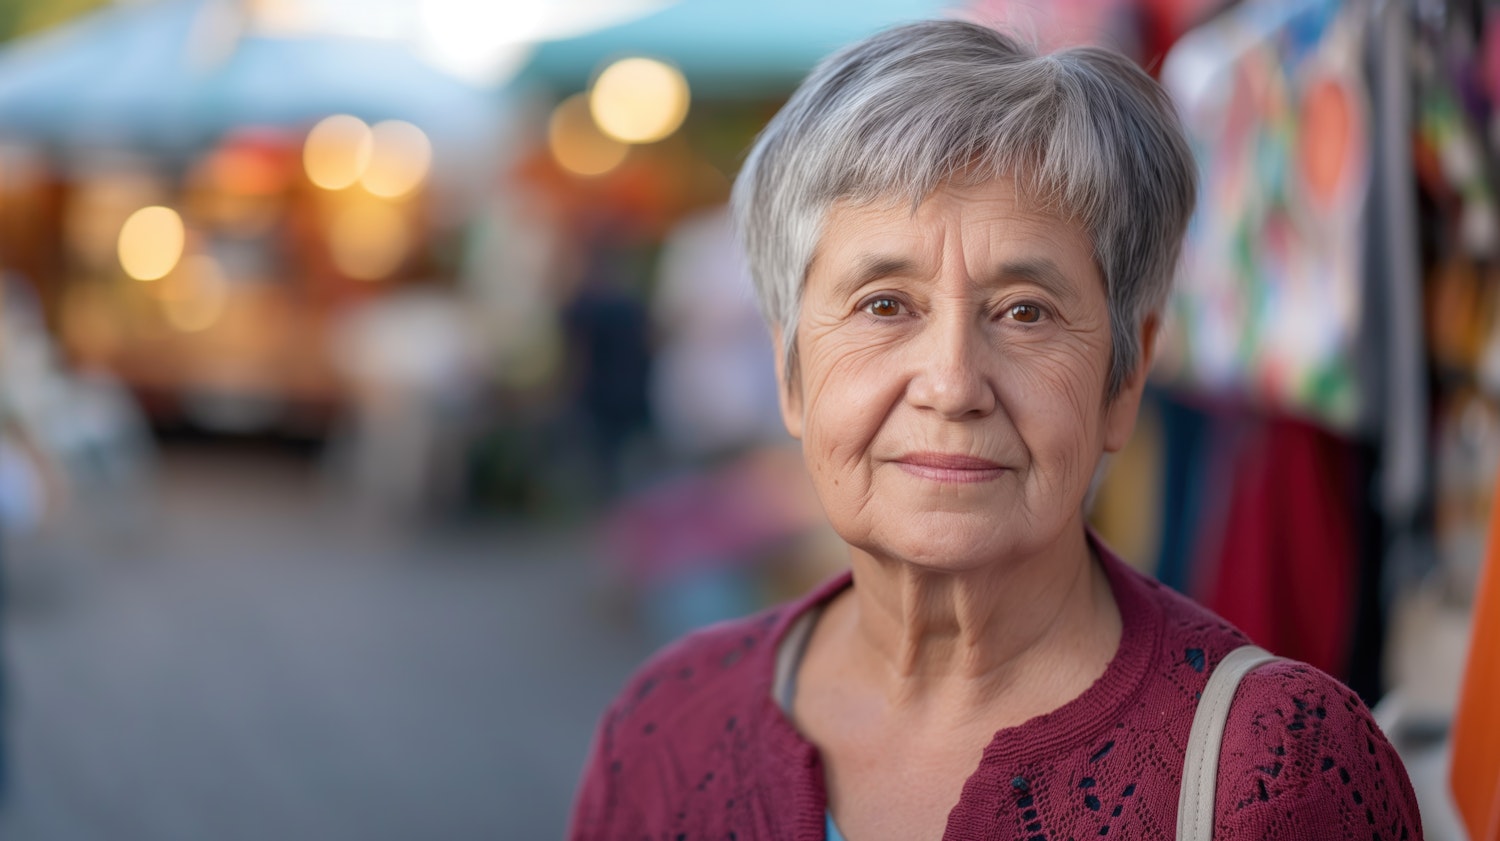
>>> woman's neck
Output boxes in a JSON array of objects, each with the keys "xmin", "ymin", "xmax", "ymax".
[{"xmin": 833, "ymin": 525, "xmax": 1122, "ymax": 721}]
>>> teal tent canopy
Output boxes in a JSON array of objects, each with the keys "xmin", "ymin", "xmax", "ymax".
[
  {"xmin": 0, "ymin": 0, "xmax": 499, "ymax": 152},
  {"xmin": 516, "ymin": 0, "xmax": 957, "ymax": 99}
]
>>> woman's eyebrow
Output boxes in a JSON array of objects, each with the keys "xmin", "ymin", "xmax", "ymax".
[
  {"xmin": 828, "ymin": 255, "xmax": 916, "ymax": 300},
  {"xmin": 989, "ymin": 258, "xmax": 1081, "ymax": 303},
  {"xmin": 818, "ymin": 254, "xmax": 1082, "ymax": 304}
]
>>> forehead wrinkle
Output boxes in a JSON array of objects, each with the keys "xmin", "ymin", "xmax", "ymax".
[{"xmin": 983, "ymin": 257, "xmax": 1087, "ymax": 305}]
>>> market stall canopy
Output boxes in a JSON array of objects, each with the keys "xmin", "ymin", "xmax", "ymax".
[
  {"xmin": 516, "ymin": 0, "xmax": 959, "ymax": 100},
  {"xmin": 0, "ymin": 0, "xmax": 501, "ymax": 152}
]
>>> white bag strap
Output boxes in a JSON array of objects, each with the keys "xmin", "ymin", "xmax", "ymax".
[{"xmin": 1176, "ymin": 644, "xmax": 1281, "ymax": 841}]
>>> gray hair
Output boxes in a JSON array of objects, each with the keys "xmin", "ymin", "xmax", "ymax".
[{"xmin": 731, "ymin": 20, "xmax": 1197, "ymax": 399}]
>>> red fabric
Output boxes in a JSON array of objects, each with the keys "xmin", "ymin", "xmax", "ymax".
[
  {"xmin": 1200, "ymin": 418, "xmax": 1355, "ymax": 677},
  {"xmin": 569, "ymin": 538, "xmax": 1421, "ymax": 839},
  {"xmin": 962, "ymin": 0, "xmax": 1219, "ymax": 72}
]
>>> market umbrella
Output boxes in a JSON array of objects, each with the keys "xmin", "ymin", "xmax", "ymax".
[
  {"xmin": 515, "ymin": 0, "xmax": 959, "ymax": 99},
  {"xmin": 0, "ymin": 0, "xmax": 500, "ymax": 152}
]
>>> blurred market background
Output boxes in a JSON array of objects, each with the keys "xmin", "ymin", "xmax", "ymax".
[{"xmin": 0, "ymin": 0, "xmax": 1498, "ymax": 838}]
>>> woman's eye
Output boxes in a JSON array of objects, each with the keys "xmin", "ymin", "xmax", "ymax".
[
  {"xmin": 865, "ymin": 297, "xmax": 902, "ymax": 317},
  {"xmin": 1007, "ymin": 303, "xmax": 1043, "ymax": 323}
]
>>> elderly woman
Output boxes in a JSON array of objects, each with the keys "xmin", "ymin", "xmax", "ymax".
[{"xmin": 570, "ymin": 20, "xmax": 1422, "ymax": 840}]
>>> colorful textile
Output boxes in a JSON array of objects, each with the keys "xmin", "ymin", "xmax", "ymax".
[{"xmin": 1160, "ymin": 0, "xmax": 1372, "ymax": 429}]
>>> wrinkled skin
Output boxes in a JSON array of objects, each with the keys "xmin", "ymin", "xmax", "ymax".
[{"xmin": 777, "ymin": 177, "xmax": 1154, "ymax": 576}]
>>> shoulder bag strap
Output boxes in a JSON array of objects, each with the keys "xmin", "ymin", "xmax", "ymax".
[{"xmin": 1176, "ymin": 644, "xmax": 1281, "ymax": 841}]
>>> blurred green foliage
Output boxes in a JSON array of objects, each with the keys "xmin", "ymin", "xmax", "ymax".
[{"xmin": 0, "ymin": 0, "xmax": 110, "ymax": 44}]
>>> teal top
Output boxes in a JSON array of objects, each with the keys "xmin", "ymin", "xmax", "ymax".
[{"xmin": 825, "ymin": 811, "xmax": 847, "ymax": 841}]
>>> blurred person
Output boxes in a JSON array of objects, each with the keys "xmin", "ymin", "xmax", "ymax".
[
  {"xmin": 649, "ymin": 204, "xmax": 783, "ymax": 464},
  {"xmin": 325, "ymin": 283, "xmax": 486, "ymax": 520},
  {"xmin": 0, "ymin": 272, "xmax": 153, "ymax": 528},
  {"xmin": 459, "ymin": 185, "xmax": 563, "ymax": 393},
  {"xmin": 595, "ymin": 205, "xmax": 814, "ymax": 641},
  {"xmin": 569, "ymin": 21, "xmax": 1422, "ymax": 840},
  {"xmin": 560, "ymin": 219, "xmax": 654, "ymax": 499},
  {"xmin": 0, "ymin": 414, "xmax": 23, "ymax": 808},
  {"xmin": 0, "ymin": 403, "xmax": 63, "ymax": 808},
  {"xmin": 0, "ymin": 275, "xmax": 67, "ymax": 808}
]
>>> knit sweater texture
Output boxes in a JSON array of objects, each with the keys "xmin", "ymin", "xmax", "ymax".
[{"xmin": 569, "ymin": 542, "xmax": 1423, "ymax": 840}]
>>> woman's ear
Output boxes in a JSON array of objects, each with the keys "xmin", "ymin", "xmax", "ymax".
[
  {"xmin": 1103, "ymin": 314, "xmax": 1159, "ymax": 453},
  {"xmin": 772, "ymin": 327, "xmax": 803, "ymax": 440}
]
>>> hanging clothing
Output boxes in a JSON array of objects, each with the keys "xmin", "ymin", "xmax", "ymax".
[
  {"xmin": 1153, "ymin": 391, "xmax": 1243, "ymax": 595},
  {"xmin": 1199, "ymin": 417, "xmax": 1357, "ymax": 678},
  {"xmin": 1451, "ymin": 474, "xmax": 1500, "ymax": 841},
  {"xmin": 1160, "ymin": 0, "xmax": 1374, "ymax": 432}
]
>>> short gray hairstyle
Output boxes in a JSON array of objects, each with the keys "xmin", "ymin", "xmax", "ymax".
[{"xmin": 732, "ymin": 19, "xmax": 1197, "ymax": 399}]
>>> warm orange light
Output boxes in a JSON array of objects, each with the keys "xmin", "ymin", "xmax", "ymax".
[
  {"xmin": 361, "ymin": 120, "xmax": 432, "ymax": 198},
  {"xmin": 328, "ymin": 202, "xmax": 409, "ymax": 280},
  {"xmin": 549, "ymin": 93, "xmax": 628, "ymax": 177},
  {"xmin": 589, "ymin": 57, "xmax": 690, "ymax": 144},
  {"xmin": 117, "ymin": 206, "xmax": 186, "ymax": 281},
  {"xmin": 209, "ymin": 146, "xmax": 291, "ymax": 197},
  {"xmin": 304, "ymin": 115, "xmax": 373, "ymax": 190}
]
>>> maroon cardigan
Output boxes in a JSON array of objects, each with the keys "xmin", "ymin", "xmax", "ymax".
[{"xmin": 569, "ymin": 542, "xmax": 1422, "ymax": 840}]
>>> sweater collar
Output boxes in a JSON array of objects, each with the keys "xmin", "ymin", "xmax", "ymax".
[{"xmin": 745, "ymin": 530, "xmax": 1167, "ymax": 830}]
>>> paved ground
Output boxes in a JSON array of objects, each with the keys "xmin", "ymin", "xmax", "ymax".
[
  {"xmin": 0, "ymin": 444, "xmax": 654, "ymax": 840},
  {"xmin": 0, "ymin": 443, "xmax": 1471, "ymax": 841}
]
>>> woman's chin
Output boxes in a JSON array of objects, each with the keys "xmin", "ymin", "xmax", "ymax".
[{"xmin": 848, "ymin": 519, "xmax": 1064, "ymax": 576}]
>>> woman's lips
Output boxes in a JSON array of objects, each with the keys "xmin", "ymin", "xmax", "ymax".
[{"xmin": 892, "ymin": 452, "xmax": 1007, "ymax": 483}]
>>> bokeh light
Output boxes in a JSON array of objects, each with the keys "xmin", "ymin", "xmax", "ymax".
[
  {"xmin": 360, "ymin": 120, "xmax": 433, "ymax": 198},
  {"xmin": 303, "ymin": 114, "xmax": 374, "ymax": 190},
  {"xmin": 589, "ymin": 57, "xmax": 690, "ymax": 144},
  {"xmin": 117, "ymin": 205, "xmax": 186, "ymax": 281},
  {"xmin": 549, "ymin": 92, "xmax": 629, "ymax": 177},
  {"xmin": 328, "ymin": 202, "xmax": 410, "ymax": 280}
]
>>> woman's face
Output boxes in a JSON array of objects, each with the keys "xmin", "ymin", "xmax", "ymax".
[{"xmin": 778, "ymin": 177, "xmax": 1152, "ymax": 572}]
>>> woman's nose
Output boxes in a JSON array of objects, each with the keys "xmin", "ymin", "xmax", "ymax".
[{"xmin": 905, "ymin": 315, "xmax": 998, "ymax": 420}]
